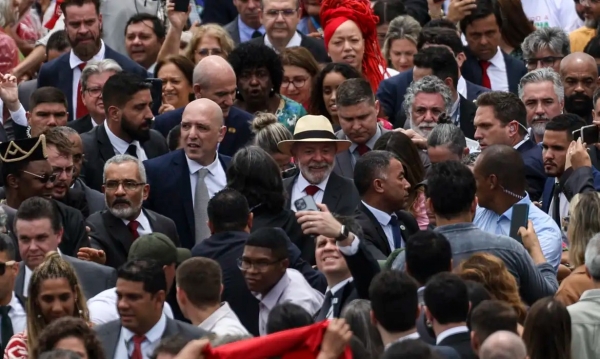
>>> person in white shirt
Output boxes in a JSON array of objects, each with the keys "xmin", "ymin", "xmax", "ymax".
[
  {"xmin": 240, "ymin": 227, "xmax": 324, "ymax": 335},
  {"xmin": 260, "ymin": 0, "xmax": 303, "ymax": 53},
  {"xmin": 0, "ymin": 235, "xmax": 26, "ymax": 348},
  {"xmin": 176, "ymin": 257, "xmax": 249, "ymax": 336}
]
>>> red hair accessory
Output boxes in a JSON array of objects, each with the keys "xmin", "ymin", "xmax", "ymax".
[
  {"xmin": 201, "ymin": 321, "xmax": 353, "ymax": 359},
  {"xmin": 320, "ymin": 0, "xmax": 387, "ymax": 92}
]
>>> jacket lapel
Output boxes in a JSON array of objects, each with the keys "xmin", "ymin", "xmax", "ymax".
[
  {"xmin": 395, "ymin": 212, "xmax": 412, "ymax": 245},
  {"xmin": 15, "ymin": 263, "xmax": 25, "ymax": 297},
  {"xmin": 322, "ymin": 172, "xmax": 342, "ymax": 210},
  {"xmin": 103, "ymin": 211, "xmax": 135, "ymax": 256},
  {"xmin": 360, "ymin": 203, "xmax": 391, "ymax": 253},
  {"xmin": 334, "ymin": 151, "xmax": 354, "ymax": 178},
  {"xmin": 97, "ymin": 125, "xmax": 118, "ymax": 162},
  {"xmin": 58, "ymin": 56, "xmax": 75, "ymax": 116},
  {"xmin": 542, "ymin": 178, "xmax": 555, "ymax": 214},
  {"xmin": 174, "ymin": 150, "xmax": 195, "ymax": 237},
  {"xmin": 283, "ymin": 175, "xmax": 297, "ymax": 209}
]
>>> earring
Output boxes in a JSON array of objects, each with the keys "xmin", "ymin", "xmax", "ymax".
[
  {"xmin": 426, "ymin": 319, "xmax": 432, "ymax": 328},
  {"xmin": 26, "ymin": 126, "xmax": 31, "ymax": 138},
  {"xmin": 37, "ymin": 314, "xmax": 41, "ymax": 319}
]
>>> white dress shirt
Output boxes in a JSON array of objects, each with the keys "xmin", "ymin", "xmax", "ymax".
[
  {"xmin": 254, "ymin": 268, "xmax": 324, "ymax": 336},
  {"xmin": 87, "ymin": 287, "xmax": 173, "ymax": 325},
  {"xmin": 264, "ymin": 31, "xmax": 302, "ymax": 52},
  {"xmin": 456, "ymin": 76, "xmax": 467, "ymax": 100},
  {"xmin": 484, "ymin": 47, "xmax": 509, "ymax": 92},
  {"xmin": 186, "ymin": 154, "xmax": 227, "ymax": 207},
  {"xmin": 104, "ymin": 122, "xmax": 148, "ymax": 161},
  {"xmin": 122, "ymin": 210, "xmax": 153, "ymax": 236},
  {"xmin": 362, "ymin": 201, "xmax": 403, "ymax": 251},
  {"xmin": 198, "ymin": 302, "xmax": 249, "ymax": 336},
  {"xmin": 0, "ymin": 101, "xmax": 28, "ymax": 126},
  {"xmin": 290, "ymin": 172, "xmax": 330, "ymax": 211},
  {"xmin": 436, "ymin": 325, "xmax": 469, "ymax": 345},
  {"xmin": 0, "ymin": 292, "xmax": 27, "ymax": 339},
  {"xmin": 114, "ymin": 312, "xmax": 167, "ymax": 359},
  {"xmin": 323, "ymin": 278, "xmax": 353, "ymax": 319},
  {"xmin": 70, "ymin": 40, "xmax": 106, "ymax": 117}
]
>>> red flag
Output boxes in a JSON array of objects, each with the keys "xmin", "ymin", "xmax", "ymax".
[
  {"xmin": 45, "ymin": 0, "xmax": 64, "ymax": 30},
  {"xmin": 202, "ymin": 322, "xmax": 353, "ymax": 359}
]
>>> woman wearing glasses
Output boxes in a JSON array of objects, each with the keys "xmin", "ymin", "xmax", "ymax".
[
  {"xmin": 279, "ymin": 47, "xmax": 320, "ymax": 111},
  {"xmin": 184, "ymin": 24, "xmax": 235, "ymax": 64},
  {"xmin": 4, "ymin": 252, "xmax": 90, "ymax": 359}
]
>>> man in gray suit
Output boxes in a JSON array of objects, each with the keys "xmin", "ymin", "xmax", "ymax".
[
  {"xmin": 95, "ymin": 260, "xmax": 205, "ymax": 358},
  {"xmin": 13, "ymin": 197, "xmax": 116, "ymax": 299},
  {"xmin": 223, "ymin": 0, "xmax": 264, "ymax": 46}
]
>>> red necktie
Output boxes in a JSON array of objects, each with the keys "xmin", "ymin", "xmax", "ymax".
[
  {"xmin": 76, "ymin": 62, "xmax": 88, "ymax": 119},
  {"xmin": 128, "ymin": 221, "xmax": 140, "ymax": 240},
  {"xmin": 304, "ymin": 185, "xmax": 319, "ymax": 196},
  {"xmin": 480, "ymin": 60, "xmax": 491, "ymax": 89},
  {"xmin": 131, "ymin": 335, "xmax": 146, "ymax": 359},
  {"xmin": 356, "ymin": 144, "xmax": 370, "ymax": 156}
]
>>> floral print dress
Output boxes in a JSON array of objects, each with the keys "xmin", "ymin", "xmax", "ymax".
[{"xmin": 276, "ymin": 95, "xmax": 308, "ymax": 133}]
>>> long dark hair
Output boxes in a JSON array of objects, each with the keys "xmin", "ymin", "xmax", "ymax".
[
  {"xmin": 497, "ymin": 0, "xmax": 535, "ymax": 49},
  {"xmin": 309, "ymin": 62, "xmax": 362, "ymax": 121},
  {"xmin": 522, "ymin": 297, "xmax": 572, "ymax": 359}
]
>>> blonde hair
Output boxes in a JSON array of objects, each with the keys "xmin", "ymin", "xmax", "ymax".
[
  {"xmin": 568, "ymin": 192, "xmax": 600, "ymax": 268},
  {"xmin": 252, "ymin": 112, "xmax": 293, "ymax": 155},
  {"xmin": 26, "ymin": 252, "xmax": 90, "ymax": 354},
  {"xmin": 185, "ymin": 24, "xmax": 235, "ymax": 63},
  {"xmin": 382, "ymin": 15, "xmax": 421, "ymax": 66}
]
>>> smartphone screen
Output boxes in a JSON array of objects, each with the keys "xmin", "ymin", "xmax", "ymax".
[
  {"xmin": 572, "ymin": 125, "xmax": 600, "ymax": 144},
  {"xmin": 509, "ymin": 204, "xmax": 529, "ymax": 244},
  {"xmin": 173, "ymin": 0, "xmax": 188, "ymax": 12},
  {"xmin": 145, "ymin": 78, "xmax": 163, "ymax": 116}
]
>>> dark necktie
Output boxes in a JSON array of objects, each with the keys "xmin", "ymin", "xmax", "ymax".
[
  {"xmin": 480, "ymin": 60, "xmax": 491, "ymax": 89},
  {"xmin": 126, "ymin": 144, "xmax": 138, "ymax": 158},
  {"xmin": 131, "ymin": 335, "xmax": 146, "ymax": 359},
  {"xmin": 552, "ymin": 182, "xmax": 561, "ymax": 226},
  {"xmin": 128, "ymin": 220, "xmax": 140, "ymax": 240},
  {"xmin": 0, "ymin": 305, "xmax": 13, "ymax": 349},
  {"xmin": 389, "ymin": 214, "xmax": 403, "ymax": 250},
  {"xmin": 252, "ymin": 30, "xmax": 262, "ymax": 38},
  {"xmin": 356, "ymin": 144, "xmax": 370, "ymax": 156},
  {"xmin": 76, "ymin": 62, "xmax": 88, "ymax": 119},
  {"xmin": 304, "ymin": 185, "xmax": 319, "ymax": 196},
  {"xmin": 316, "ymin": 290, "xmax": 334, "ymax": 321}
]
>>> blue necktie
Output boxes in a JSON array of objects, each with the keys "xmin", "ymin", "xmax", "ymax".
[{"xmin": 389, "ymin": 215, "xmax": 403, "ymax": 250}]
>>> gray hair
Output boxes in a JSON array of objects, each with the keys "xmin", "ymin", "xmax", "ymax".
[
  {"xmin": 479, "ymin": 331, "xmax": 527, "ymax": 359},
  {"xmin": 585, "ymin": 233, "xmax": 600, "ymax": 281},
  {"xmin": 521, "ymin": 27, "xmax": 570, "ymax": 60},
  {"xmin": 341, "ymin": 299, "xmax": 383, "ymax": 359},
  {"xmin": 518, "ymin": 68, "xmax": 564, "ymax": 103},
  {"xmin": 427, "ymin": 123, "xmax": 467, "ymax": 158},
  {"xmin": 81, "ymin": 59, "xmax": 123, "ymax": 91},
  {"xmin": 403, "ymin": 76, "xmax": 453, "ymax": 119},
  {"xmin": 382, "ymin": 15, "xmax": 421, "ymax": 63},
  {"xmin": 102, "ymin": 154, "xmax": 147, "ymax": 183},
  {"xmin": 0, "ymin": 0, "xmax": 18, "ymax": 28}
]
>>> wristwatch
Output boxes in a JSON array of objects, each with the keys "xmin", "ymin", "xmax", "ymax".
[{"xmin": 335, "ymin": 225, "xmax": 350, "ymax": 241}]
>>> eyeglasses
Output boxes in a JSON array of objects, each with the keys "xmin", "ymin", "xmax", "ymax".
[
  {"xmin": 282, "ymin": 77, "xmax": 308, "ymax": 89},
  {"xmin": 53, "ymin": 166, "xmax": 74, "ymax": 177},
  {"xmin": 84, "ymin": 87, "xmax": 103, "ymax": 97},
  {"xmin": 237, "ymin": 257, "xmax": 282, "ymax": 271},
  {"xmin": 197, "ymin": 48, "xmax": 223, "ymax": 57},
  {"xmin": 263, "ymin": 8, "xmax": 298, "ymax": 18},
  {"xmin": 72, "ymin": 153, "xmax": 84, "ymax": 163},
  {"xmin": 525, "ymin": 56, "xmax": 564, "ymax": 70},
  {"xmin": 104, "ymin": 180, "xmax": 146, "ymax": 191},
  {"xmin": 21, "ymin": 170, "xmax": 57, "ymax": 183},
  {"xmin": 0, "ymin": 261, "xmax": 15, "ymax": 276}
]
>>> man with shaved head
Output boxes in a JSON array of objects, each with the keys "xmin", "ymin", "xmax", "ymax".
[
  {"xmin": 560, "ymin": 53, "xmax": 599, "ymax": 122},
  {"xmin": 154, "ymin": 55, "xmax": 253, "ymax": 157},
  {"xmin": 479, "ymin": 331, "xmax": 527, "ymax": 359},
  {"xmin": 145, "ymin": 98, "xmax": 230, "ymax": 249}
]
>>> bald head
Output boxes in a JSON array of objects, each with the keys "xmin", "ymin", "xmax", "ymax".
[
  {"xmin": 560, "ymin": 53, "xmax": 598, "ymax": 76},
  {"xmin": 475, "ymin": 144, "xmax": 526, "ymax": 194},
  {"xmin": 191, "ymin": 56, "xmax": 237, "ymax": 118},
  {"xmin": 181, "ymin": 98, "xmax": 226, "ymax": 166},
  {"xmin": 479, "ymin": 331, "xmax": 527, "ymax": 359},
  {"xmin": 193, "ymin": 55, "xmax": 236, "ymax": 88},
  {"xmin": 183, "ymin": 98, "xmax": 224, "ymax": 126}
]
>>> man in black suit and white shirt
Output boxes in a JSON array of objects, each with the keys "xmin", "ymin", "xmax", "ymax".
[
  {"xmin": 353, "ymin": 151, "xmax": 420, "ymax": 260},
  {"xmin": 224, "ymin": 0, "xmax": 264, "ymax": 45},
  {"xmin": 279, "ymin": 115, "xmax": 360, "ymax": 216},
  {"xmin": 95, "ymin": 260, "xmax": 205, "ymax": 359},
  {"xmin": 249, "ymin": 0, "xmax": 328, "ymax": 63},
  {"xmin": 82, "ymin": 72, "xmax": 168, "ymax": 192},
  {"xmin": 84, "ymin": 154, "xmax": 179, "ymax": 269},
  {"xmin": 0, "ymin": 235, "xmax": 26, "ymax": 352}
]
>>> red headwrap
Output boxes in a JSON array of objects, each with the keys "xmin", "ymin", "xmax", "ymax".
[
  {"xmin": 201, "ymin": 321, "xmax": 353, "ymax": 359},
  {"xmin": 320, "ymin": 0, "xmax": 386, "ymax": 92},
  {"xmin": 44, "ymin": 0, "xmax": 64, "ymax": 30}
]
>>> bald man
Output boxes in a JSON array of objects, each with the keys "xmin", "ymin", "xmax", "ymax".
[
  {"xmin": 154, "ymin": 55, "xmax": 253, "ymax": 157},
  {"xmin": 144, "ymin": 98, "xmax": 230, "ymax": 249},
  {"xmin": 560, "ymin": 53, "xmax": 599, "ymax": 121},
  {"xmin": 479, "ymin": 331, "xmax": 527, "ymax": 359}
]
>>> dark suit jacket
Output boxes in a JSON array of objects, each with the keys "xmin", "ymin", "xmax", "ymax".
[
  {"xmin": 192, "ymin": 230, "xmax": 326, "ymax": 336},
  {"xmin": 438, "ymin": 332, "xmax": 477, "ymax": 359},
  {"xmin": 200, "ymin": 0, "xmax": 237, "ymax": 25},
  {"xmin": 249, "ymin": 32, "xmax": 329, "ymax": 63},
  {"xmin": 37, "ymin": 46, "xmax": 149, "ymax": 122},
  {"xmin": 224, "ymin": 17, "xmax": 241, "ymax": 45},
  {"xmin": 542, "ymin": 166, "xmax": 600, "ymax": 216},
  {"xmin": 516, "ymin": 139, "xmax": 546, "ymax": 202},
  {"xmin": 355, "ymin": 202, "xmax": 420, "ymax": 260},
  {"xmin": 15, "ymin": 257, "xmax": 116, "ymax": 300},
  {"xmin": 376, "ymin": 68, "xmax": 489, "ymax": 124},
  {"xmin": 87, "ymin": 208, "xmax": 180, "ymax": 269},
  {"xmin": 153, "ymin": 106, "xmax": 253, "ymax": 157},
  {"xmin": 95, "ymin": 318, "xmax": 205, "ymax": 359},
  {"xmin": 283, "ymin": 172, "xmax": 360, "ymax": 216},
  {"xmin": 72, "ymin": 178, "xmax": 105, "ymax": 214},
  {"xmin": 81, "ymin": 124, "xmax": 169, "ymax": 191},
  {"xmin": 68, "ymin": 114, "xmax": 95, "ymax": 134},
  {"xmin": 461, "ymin": 48, "xmax": 527, "ymax": 95},
  {"xmin": 144, "ymin": 149, "xmax": 231, "ymax": 249}
]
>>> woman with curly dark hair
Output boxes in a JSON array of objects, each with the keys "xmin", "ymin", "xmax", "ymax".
[
  {"xmin": 229, "ymin": 42, "xmax": 307, "ymax": 133},
  {"xmin": 33, "ymin": 317, "xmax": 105, "ymax": 359}
]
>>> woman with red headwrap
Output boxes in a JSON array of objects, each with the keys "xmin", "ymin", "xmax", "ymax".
[{"xmin": 320, "ymin": 0, "xmax": 398, "ymax": 92}]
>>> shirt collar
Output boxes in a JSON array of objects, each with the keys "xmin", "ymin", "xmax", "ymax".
[
  {"xmin": 500, "ymin": 193, "xmax": 532, "ymax": 220},
  {"xmin": 349, "ymin": 126, "xmax": 381, "ymax": 153},
  {"xmin": 513, "ymin": 135, "xmax": 530, "ymax": 150},
  {"xmin": 186, "ymin": 153, "xmax": 220, "ymax": 175},
  {"xmin": 385, "ymin": 331, "xmax": 420, "ymax": 350},
  {"xmin": 362, "ymin": 200, "xmax": 392, "ymax": 227},
  {"xmin": 456, "ymin": 76, "xmax": 467, "ymax": 99},
  {"xmin": 104, "ymin": 122, "xmax": 139, "ymax": 155},
  {"xmin": 327, "ymin": 278, "xmax": 353, "ymax": 295},
  {"xmin": 487, "ymin": 47, "xmax": 505, "ymax": 69},
  {"xmin": 297, "ymin": 171, "xmax": 330, "ymax": 192},
  {"xmin": 69, "ymin": 40, "xmax": 106, "ymax": 69},
  {"xmin": 436, "ymin": 326, "xmax": 469, "ymax": 345},
  {"xmin": 264, "ymin": 31, "xmax": 302, "ymax": 53},
  {"xmin": 451, "ymin": 96, "xmax": 460, "ymax": 118},
  {"xmin": 123, "ymin": 312, "xmax": 167, "ymax": 344},
  {"xmin": 238, "ymin": 16, "xmax": 264, "ymax": 38},
  {"xmin": 122, "ymin": 209, "xmax": 151, "ymax": 231},
  {"xmin": 253, "ymin": 271, "xmax": 291, "ymax": 311},
  {"xmin": 198, "ymin": 302, "xmax": 236, "ymax": 332}
]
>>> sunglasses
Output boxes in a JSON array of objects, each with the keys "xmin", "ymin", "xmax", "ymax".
[
  {"xmin": 0, "ymin": 261, "xmax": 15, "ymax": 275},
  {"xmin": 20, "ymin": 170, "xmax": 57, "ymax": 183}
]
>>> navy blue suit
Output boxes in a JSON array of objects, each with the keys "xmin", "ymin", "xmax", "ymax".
[
  {"xmin": 461, "ymin": 48, "xmax": 527, "ymax": 95},
  {"xmin": 153, "ymin": 106, "xmax": 253, "ymax": 157},
  {"xmin": 143, "ymin": 149, "xmax": 231, "ymax": 249},
  {"xmin": 517, "ymin": 139, "xmax": 546, "ymax": 202},
  {"xmin": 37, "ymin": 46, "xmax": 149, "ymax": 122},
  {"xmin": 542, "ymin": 166, "xmax": 600, "ymax": 216},
  {"xmin": 376, "ymin": 68, "xmax": 489, "ymax": 126}
]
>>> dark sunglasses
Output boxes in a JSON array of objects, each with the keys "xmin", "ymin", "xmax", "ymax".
[
  {"xmin": 0, "ymin": 261, "xmax": 15, "ymax": 275},
  {"xmin": 20, "ymin": 170, "xmax": 57, "ymax": 183}
]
